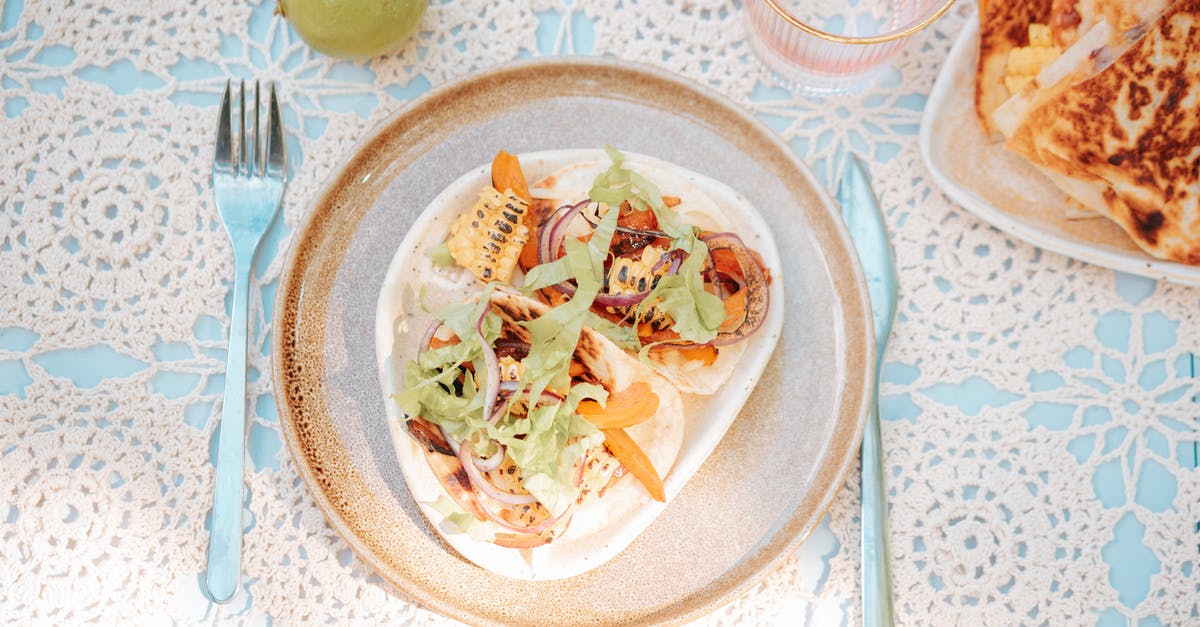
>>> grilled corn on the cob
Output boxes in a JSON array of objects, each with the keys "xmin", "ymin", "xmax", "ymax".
[
  {"xmin": 497, "ymin": 356, "xmax": 523, "ymax": 383},
  {"xmin": 448, "ymin": 186, "xmax": 530, "ymax": 284},
  {"xmin": 608, "ymin": 246, "xmax": 673, "ymax": 330}
]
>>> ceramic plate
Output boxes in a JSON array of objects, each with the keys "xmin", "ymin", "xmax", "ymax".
[
  {"xmin": 273, "ymin": 58, "xmax": 872, "ymax": 625},
  {"xmin": 920, "ymin": 18, "xmax": 1200, "ymax": 287}
]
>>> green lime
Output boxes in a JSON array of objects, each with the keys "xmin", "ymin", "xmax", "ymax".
[{"xmin": 277, "ymin": 0, "xmax": 427, "ymax": 60}]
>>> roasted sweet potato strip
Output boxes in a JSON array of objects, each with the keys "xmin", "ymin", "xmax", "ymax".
[
  {"xmin": 601, "ymin": 427, "xmax": 665, "ymax": 502},
  {"xmin": 577, "ymin": 381, "xmax": 659, "ymax": 429},
  {"xmin": 491, "ymin": 150, "xmax": 531, "ymax": 203},
  {"xmin": 718, "ymin": 288, "xmax": 747, "ymax": 334},
  {"xmin": 674, "ymin": 343, "xmax": 718, "ymax": 365},
  {"xmin": 494, "ymin": 532, "xmax": 550, "ymax": 549}
]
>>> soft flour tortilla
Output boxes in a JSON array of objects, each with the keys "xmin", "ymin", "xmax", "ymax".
[
  {"xmin": 375, "ymin": 149, "xmax": 784, "ymax": 579},
  {"xmin": 529, "ymin": 152, "xmax": 778, "ymax": 395}
]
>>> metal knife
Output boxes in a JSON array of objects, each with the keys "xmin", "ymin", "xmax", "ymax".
[{"xmin": 837, "ymin": 153, "xmax": 899, "ymax": 627}]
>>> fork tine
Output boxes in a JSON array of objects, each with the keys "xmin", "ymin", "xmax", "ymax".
[
  {"xmin": 238, "ymin": 80, "xmax": 247, "ymax": 177},
  {"xmin": 252, "ymin": 81, "xmax": 262, "ymax": 177},
  {"xmin": 214, "ymin": 80, "xmax": 233, "ymax": 172},
  {"xmin": 266, "ymin": 82, "xmax": 286, "ymax": 178}
]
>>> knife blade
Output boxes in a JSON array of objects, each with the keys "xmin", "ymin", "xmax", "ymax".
[{"xmin": 837, "ymin": 153, "xmax": 898, "ymax": 627}]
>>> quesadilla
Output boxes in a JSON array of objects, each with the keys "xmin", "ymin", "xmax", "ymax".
[
  {"xmin": 999, "ymin": 0, "xmax": 1200, "ymax": 264},
  {"xmin": 976, "ymin": 0, "xmax": 1056, "ymax": 138},
  {"xmin": 975, "ymin": 0, "xmax": 1169, "ymax": 138}
]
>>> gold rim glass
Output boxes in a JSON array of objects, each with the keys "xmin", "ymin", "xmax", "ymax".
[{"xmin": 747, "ymin": 0, "xmax": 959, "ymax": 95}]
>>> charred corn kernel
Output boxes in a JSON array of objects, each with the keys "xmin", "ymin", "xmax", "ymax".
[
  {"xmin": 608, "ymin": 246, "xmax": 673, "ymax": 330},
  {"xmin": 1005, "ymin": 24, "xmax": 1061, "ymax": 94},
  {"xmin": 497, "ymin": 356, "xmax": 523, "ymax": 383},
  {"xmin": 576, "ymin": 443, "xmax": 622, "ymax": 504},
  {"xmin": 1028, "ymin": 23, "xmax": 1052, "ymax": 47},
  {"xmin": 447, "ymin": 186, "xmax": 530, "ymax": 284}
]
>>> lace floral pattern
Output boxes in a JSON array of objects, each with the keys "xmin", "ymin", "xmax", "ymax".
[{"xmin": 1, "ymin": 0, "xmax": 1197, "ymax": 624}]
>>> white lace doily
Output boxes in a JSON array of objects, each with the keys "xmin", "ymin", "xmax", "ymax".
[{"xmin": 2, "ymin": 0, "xmax": 1197, "ymax": 624}]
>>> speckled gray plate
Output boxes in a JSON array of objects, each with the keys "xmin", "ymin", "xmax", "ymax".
[{"xmin": 273, "ymin": 58, "xmax": 872, "ymax": 625}]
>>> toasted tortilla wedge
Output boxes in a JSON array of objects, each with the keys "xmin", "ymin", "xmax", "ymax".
[
  {"xmin": 1003, "ymin": 0, "xmax": 1200, "ymax": 264},
  {"xmin": 976, "ymin": 0, "xmax": 1169, "ymax": 138},
  {"xmin": 1050, "ymin": 0, "xmax": 1172, "ymax": 44},
  {"xmin": 976, "ymin": 0, "xmax": 1056, "ymax": 138},
  {"xmin": 991, "ymin": 0, "xmax": 1172, "ymax": 138}
]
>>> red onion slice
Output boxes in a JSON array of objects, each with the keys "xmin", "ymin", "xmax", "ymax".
[
  {"xmin": 417, "ymin": 320, "xmax": 443, "ymax": 354},
  {"xmin": 497, "ymin": 380, "xmax": 522, "ymax": 394},
  {"xmin": 699, "ymin": 232, "xmax": 770, "ymax": 346},
  {"xmin": 439, "ymin": 424, "xmax": 461, "ymax": 456},
  {"xmin": 460, "ymin": 442, "xmax": 537, "ymax": 506},
  {"xmin": 650, "ymin": 248, "xmax": 685, "ymax": 276},
  {"xmin": 534, "ymin": 199, "xmax": 657, "ymax": 309},
  {"xmin": 593, "ymin": 290, "xmax": 651, "ymax": 308},
  {"xmin": 537, "ymin": 200, "xmax": 589, "ymax": 267},
  {"xmin": 489, "ymin": 399, "xmax": 507, "ymax": 423},
  {"xmin": 572, "ymin": 451, "xmax": 587, "ymax": 488},
  {"xmin": 481, "ymin": 502, "xmax": 571, "ymax": 538},
  {"xmin": 473, "ymin": 443, "xmax": 506, "ymax": 473},
  {"xmin": 494, "ymin": 381, "xmax": 567, "ymax": 409},
  {"xmin": 580, "ymin": 211, "xmax": 667, "ymax": 238}
]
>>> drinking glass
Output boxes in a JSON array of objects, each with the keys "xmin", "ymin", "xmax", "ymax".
[{"xmin": 746, "ymin": 0, "xmax": 958, "ymax": 96}]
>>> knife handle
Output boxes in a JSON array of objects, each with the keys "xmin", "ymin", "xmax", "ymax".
[{"xmin": 861, "ymin": 399, "xmax": 895, "ymax": 627}]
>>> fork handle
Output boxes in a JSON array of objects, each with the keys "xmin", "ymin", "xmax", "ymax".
[
  {"xmin": 861, "ymin": 399, "xmax": 895, "ymax": 627},
  {"xmin": 206, "ymin": 253, "xmax": 253, "ymax": 604}
]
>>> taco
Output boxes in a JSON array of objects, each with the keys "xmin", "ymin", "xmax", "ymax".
[
  {"xmin": 377, "ymin": 148, "xmax": 783, "ymax": 578},
  {"xmin": 438, "ymin": 148, "xmax": 778, "ymax": 395},
  {"xmin": 385, "ymin": 287, "xmax": 684, "ymax": 580}
]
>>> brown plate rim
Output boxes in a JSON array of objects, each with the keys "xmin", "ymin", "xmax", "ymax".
[{"xmin": 271, "ymin": 57, "xmax": 873, "ymax": 625}]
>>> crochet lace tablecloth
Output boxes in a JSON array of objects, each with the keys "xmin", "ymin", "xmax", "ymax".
[{"xmin": 2, "ymin": 0, "xmax": 1197, "ymax": 624}]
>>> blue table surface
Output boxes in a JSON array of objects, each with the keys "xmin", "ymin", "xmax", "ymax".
[{"xmin": 1, "ymin": 0, "xmax": 1196, "ymax": 623}]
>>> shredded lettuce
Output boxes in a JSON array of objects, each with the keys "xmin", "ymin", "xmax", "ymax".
[
  {"xmin": 429, "ymin": 241, "xmax": 455, "ymax": 268},
  {"xmin": 589, "ymin": 145, "xmax": 691, "ymax": 239},
  {"xmin": 589, "ymin": 147, "xmax": 726, "ymax": 343},
  {"xmin": 522, "ymin": 256, "xmax": 570, "ymax": 293},
  {"xmin": 428, "ymin": 496, "xmax": 495, "ymax": 542},
  {"xmin": 637, "ymin": 242, "xmax": 726, "ymax": 344},
  {"xmin": 395, "ymin": 212, "xmax": 623, "ymax": 518},
  {"xmin": 517, "ymin": 205, "xmax": 619, "ymax": 400},
  {"xmin": 492, "ymin": 393, "xmax": 603, "ymax": 514},
  {"xmin": 393, "ymin": 285, "xmax": 500, "ymax": 449},
  {"xmin": 584, "ymin": 312, "xmax": 641, "ymax": 350}
]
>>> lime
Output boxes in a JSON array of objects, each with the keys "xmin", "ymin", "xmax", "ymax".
[{"xmin": 277, "ymin": 0, "xmax": 427, "ymax": 60}]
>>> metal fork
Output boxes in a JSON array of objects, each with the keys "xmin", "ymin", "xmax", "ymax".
[{"xmin": 205, "ymin": 79, "xmax": 286, "ymax": 604}]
